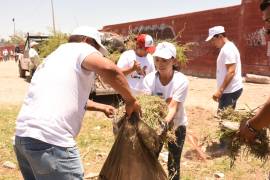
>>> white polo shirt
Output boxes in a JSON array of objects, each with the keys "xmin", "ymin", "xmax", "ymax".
[
  {"xmin": 143, "ymin": 71, "xmax": 189, "ymax": 128},
  {"xmin": 15, "ymin": 42, "xmax": 99, "ymax": 147},
  {"xmin": 216, "ymin": 41, "xmax": 243, "ymax": 93},
  {"xmin": 117, "ymin": 50, "xmax": 155, "ymax": 95}
]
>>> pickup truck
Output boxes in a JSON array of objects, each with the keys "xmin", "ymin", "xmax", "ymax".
[
  {"xmin": 18, "ymin": 33, "xmax": 49, "ymax": 79},
  {"xmin": 18, "ymin": 33, "xmax": 121, "ymax": 106}
]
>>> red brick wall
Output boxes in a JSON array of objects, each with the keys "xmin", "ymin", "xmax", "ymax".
[{"xmin": 103, "ymin": 0, "xmax": 269, "ymax": 77}]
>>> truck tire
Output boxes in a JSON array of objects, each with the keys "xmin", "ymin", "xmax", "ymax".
[{"xmin": 19, "ymin": 63, "xmax": 26, "ymax": 78}]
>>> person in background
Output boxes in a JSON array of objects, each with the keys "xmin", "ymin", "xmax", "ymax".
[
  {"xmin": 14, "ymin": 26, "xmax": 141, "ymax": 180},
  {"xmin": 206, "ymin": 26, "xmax": 243, "ymax": 111},
  {"xmin": 117, "ymin": 34, "xmax": 156, "ymax": 96},
  {"xmin": 3, "ymin": 49, "xmax": 8, "ymax": 61},
  {"xmin": 15, "ymin": 45, "xmax": 21, "ymax": 63},
  {"xmin": 143, "ymin": 42, "xmax": 188, "ymax": 180},
  {"xmin": 28, "ymin": 41, "xmax": 40, "ymax": 76},
  {"xmin": 239, "ymin": 0, "xmax": 270, "ymax": 142},
  {"xmin": 10, "ymin": 50, "xmax": 14, "ymax": 60}
]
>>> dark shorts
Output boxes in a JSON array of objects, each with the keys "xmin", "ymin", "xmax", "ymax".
[{"xmin": 218, "ymin": 88, "xmax": 243, "ymax": 110}]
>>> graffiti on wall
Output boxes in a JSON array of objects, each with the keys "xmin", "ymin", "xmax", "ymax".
[
  {"xmin": 131, "ymin": 24, "xmax": 176, "ymax": 40},
  {"xmin": 246, "ymin": 28, "xmax": 266, "ymax": 47}
]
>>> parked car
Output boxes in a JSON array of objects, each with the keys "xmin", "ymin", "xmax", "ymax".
[{"xmin": 18, "ymin": 33, "xmax": 49, "ymax": 79}]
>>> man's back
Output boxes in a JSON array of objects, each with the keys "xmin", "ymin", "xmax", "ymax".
[{"xmin": 16, "ymin": 42, "xmax": 99, "ymax": 147}]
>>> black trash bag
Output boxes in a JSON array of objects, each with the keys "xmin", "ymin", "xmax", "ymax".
[{"xmin": 99, "ymin": 113, "xmax": 167, "ymax": 180}]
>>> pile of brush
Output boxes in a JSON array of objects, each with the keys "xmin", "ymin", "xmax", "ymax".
[
  {"xmin": 217, "ymin": 107, "xmax": 270, "ymax": 167},
  {"xmin": 113, "ymin": 95, "xmax": 176, "ymax": 143}
]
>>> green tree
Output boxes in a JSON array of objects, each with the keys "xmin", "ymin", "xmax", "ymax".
[
  {"xmin": 39, "ymin": 32, "xmax": 68, "ymax": 58},
  {"xmin": 9, "ymin": 35, "xmax": 25, "ymax": 45}
]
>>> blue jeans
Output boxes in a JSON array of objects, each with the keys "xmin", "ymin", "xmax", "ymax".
[
  {"xmin": 218, "ymin": 88, "xmax": 243, "ymax": 110},
  {"xmin": 14, "ymin": 136, "xmax": 84, "ymax": 180}
]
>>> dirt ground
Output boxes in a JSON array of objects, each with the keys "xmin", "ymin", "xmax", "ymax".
[
  {"xmin": 0, "ymin": 60, "xmax": 269, "ymax": 179},
  {"xmin": 1, "ymin": 60, "xmax": 268, "ymax": 110},
  {"xmin": 0, "ymin": 61, "xmax": 29, "ymax": 106}
]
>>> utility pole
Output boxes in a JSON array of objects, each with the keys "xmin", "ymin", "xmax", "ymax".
[
  {"xmin": 50, "ymin": 0, "xmax": 56, "ymax": 34},
  {"xmin": 12, "ymin": 18, "xmax": 15, "ymax": 37}
]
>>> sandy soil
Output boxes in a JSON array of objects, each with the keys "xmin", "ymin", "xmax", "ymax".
[{"xmin": 0, "ymin": 61, "xmax": 29, "ymax": 106}]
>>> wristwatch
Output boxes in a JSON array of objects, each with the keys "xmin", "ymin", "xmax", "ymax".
[{"xmin": 246, "ymin": 121, "xmax": 257, "ymax": 134}]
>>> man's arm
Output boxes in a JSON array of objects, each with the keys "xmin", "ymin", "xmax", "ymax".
[
  {"xmin": 213, "ymin": 63, "xmax": 236, "ymax": 101},
  {"xmin": 239, "ymin": 98, "xmax": 270, "ymax": 141},
  {"xmin": 164, "ymin": 99, "xmax": 179, "ymax": 129},
  {"xmin": 119, "ymin": 60, "xmax": 141, "ymax": 76},
  {"xmin": 249, "ymin": 97, "xmax": 270, "ymax": 130},
  {"xmin": 120, "ymin": 66, "xmax": 135, "ymax": 76},
  {"xmin": 219, "ymin": 63, "xmax": 236, "ymax": 92},
  {"xmin": 81, "ymin": 53, "xmax": 141, "ymax": 117},
  {"xmin": 85, "ymin": 100, "xmax": 115, "ymax": 118}
]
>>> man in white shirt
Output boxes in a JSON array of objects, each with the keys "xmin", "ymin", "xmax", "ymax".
[
  {"xmin": 29, "ymin": 41, "xmax": 40, "ymax": 76},
  {"xmin": 206, "ymin": 26, "xmax": 243, "ymax": 110},
  {"xmin": 117, "ymin": 34, "xmax": 156, "ymax": 95},
  {"xmin": 14, "ymin": 26, "xmax": 141, "ymax": 180},
  {"xmin": 3, "ymin": 49, "xmax": 8, "ymax": 61}
]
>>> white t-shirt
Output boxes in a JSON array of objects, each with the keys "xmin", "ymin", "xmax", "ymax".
[
  {"xmin": 29, "ymin": 48, "xmax": 39, "ymax": 58},
  {"xmin": 3, "ymin": 49, "xmax": 8, "ymax": 56},
  {"xmin": 143, "ymin": 71, "xmax": 189, "ymax": 128},
  {"xmin": 117, "ymin": 50, "xmax": 155, "ymax": 95},
  {"xmin": 15, "ymin": 42, "xmax": 100, "ymax": 147},
  {"xmin": 216, "ymin": 41, "xmax": 243, "ymax": 93}
]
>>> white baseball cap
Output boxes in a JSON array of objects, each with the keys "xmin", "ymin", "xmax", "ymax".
[
  {"xmin": 153, "ymin": 42, "xmax": 176, "ymax": 60},
  {"xmin": 205, "ymin": 26, "xmax": 225, "ymax": 41},
  {"xmin": 71, "ymin": 26, "xmax": 108, "ymax": 56},
  {"xmin": 30, "ymin": 41, "xmax": 39, "ymax": 47}
]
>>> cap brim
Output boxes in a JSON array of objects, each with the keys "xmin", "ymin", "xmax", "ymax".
[
  {"xmin": 205, "ymin": 35, "xmax": 214, "ymax": 42},
  {"xmin": 145, "ymin": 46, "xmax": 156, "ymax": 54},
  {"xmin": 153, "ymin": 51, "xmax": 172, "ymax": 60}
]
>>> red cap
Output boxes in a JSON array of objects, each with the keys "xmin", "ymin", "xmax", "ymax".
[{"xmin": 136, "ymin": 34, "xmax": 155, "ymax": 54}]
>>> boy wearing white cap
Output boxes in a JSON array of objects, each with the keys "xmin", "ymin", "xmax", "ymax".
[
  {"xmin": 14, "ymin": 26, "xmax": 141, "ymax": 180},
  {"xmin": 206, "ymin": 26, "xmax": 243, "ymax": 110},
  {"xmin": 117, "ymin": 34, "xmax": 156, "ymax": 96},
  {"xmin": 143, "ymin": 42, "xmax": 188, "ymax": 180}
]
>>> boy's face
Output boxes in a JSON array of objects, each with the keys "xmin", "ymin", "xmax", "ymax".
[{"xmin": 210, "ymin": 36, "xmax": 223, "ymax": 49}]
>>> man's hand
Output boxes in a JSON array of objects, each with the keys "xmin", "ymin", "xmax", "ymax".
[
  {"xmin": 212, "ymin": 89, "xmax": 223, "ymax": 102},
  {"xmin": 239, "ymin": 120, "xmax": 256, "ymax": 143},
  {"xmin": 102, "ymin": 105, "xmax": 116, "ymax": 118},
  {"xmin": 85, "ymin": 100, "xmax": 116, "ymax": 118},
  {"xmin": 132, "ymin": 60, "xmax": 143, "ymax": 74},
  {"xmin": 125, "ymin": 99, "xmax": 142, "ymax": 118},
  {"xmin": 158, "ymin": 121, "xmax": 169, "ymax": 142},
  {"xmin": 164, "ymin": 120, "xmax": 174, "ymax": 130}
]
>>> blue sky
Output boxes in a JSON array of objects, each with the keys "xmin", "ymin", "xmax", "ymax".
[{"xmin": 0, "ymin": 0, "xmax": 241, "ymax": 39}]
